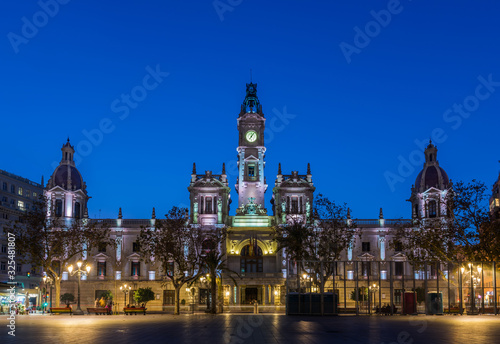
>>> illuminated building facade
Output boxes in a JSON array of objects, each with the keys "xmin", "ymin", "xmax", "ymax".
[{"xmin": 47, "ymin": 83, "xmax": 499, "ymax": 312}]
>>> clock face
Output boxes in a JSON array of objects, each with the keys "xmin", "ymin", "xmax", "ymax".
[{"xmin": 246, "ymin": 130, "xmax": 257, "ymax": 143}]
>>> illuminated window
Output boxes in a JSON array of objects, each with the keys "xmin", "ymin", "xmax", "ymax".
[
  {"xmin": 381, "ymin": 270, "xmax": 387, "ymax": 280},
  {"xmin": 18, "ymin": 187, "xmax": 23, "ymax": 196},
  {"xmin": 163, "ymin": 290, "xmax": 175, "ymax": 305},
  {"xmin": 429, "ymin": 201, "xmax": 437, "ymax": 218},
  {"xmin": 17, "ymin": 200, "xmax": 25, "ymax": 211},
  {"xmin": 131, "ymin": 262, "xmax": 140, "ymax": 276},
  {"xmin": 240, "ymin": 244, "xmax": 263, "ymax": 273},
  {"xmin": 347, "ymin": 270, "xmax": 354, "ymax": 280},
  {"xmin": 97, "ymin": 262, "xmax": 106, "ymax": 276}
]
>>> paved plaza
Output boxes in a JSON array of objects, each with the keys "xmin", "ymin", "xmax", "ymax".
[{"xmin": 2, "ymin": 313, "xmax": 500, "ymax": 343}]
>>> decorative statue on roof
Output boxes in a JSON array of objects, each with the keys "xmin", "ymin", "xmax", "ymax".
[
  {"xmin": 193, "ymin": 201, "xmax": 198, "ymax": 224},
  {"xmin": 281, "ymin": 201, "xmax": 287, "ymax": 223},
  {"xmin": 306, "ymin": 198, "xmax": 311, "ymax": 223},
  {"xmin": 217, "ymin": 198, "xmax": 222, "ymax": 224},
  {"xmin": 246, "ymin": 197, "xmax": 257, "ymax": 215}
]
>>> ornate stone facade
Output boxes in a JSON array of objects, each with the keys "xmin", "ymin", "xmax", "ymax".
[{"xmin": 50, "ymin": 83, "xmax": 465, "ymax": 312}]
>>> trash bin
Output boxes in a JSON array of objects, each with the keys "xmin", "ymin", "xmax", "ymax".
[{"xmin": 426, "ymin": 292, "xmax": 443, "ymax": 315}]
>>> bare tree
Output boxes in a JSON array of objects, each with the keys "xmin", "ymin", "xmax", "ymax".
[
  {"xmin": 273, "ymin": 194, "xmax": 358, "ymax": 314},
  {"xmin": 4, "ymin": 196, "xmax": 113, "ymax": 306},
  {"xmin": 392, "ymin": 179, "xmax": 500, "ymax": 262},
  {"xmin": 137, "ymin": 206, "xmax": 204, "ymax": 315}
]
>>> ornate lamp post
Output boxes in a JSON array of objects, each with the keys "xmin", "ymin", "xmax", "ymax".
[
  {"xmin": 42, "ymin": 275, "xmax": 54, "ymax": 310},
  {"xmin": 369, "ymin": 283, "xmax": 379, "ymax": 315},
  {"xmin": 461, "ymin": 263, "xmax": 482, "ymax": 315},
  {"xmin": 67, "ymin": 261, "xmax": 91, "ymax": 315},
  {"xmin": 120, "ymin": 284, "xmax": 132, "ymax": 312}
]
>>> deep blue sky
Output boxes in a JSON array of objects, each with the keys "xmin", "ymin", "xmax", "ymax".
[{"xmin": 2, "ymin": 0, "xmax": 499, "ymax": 219}]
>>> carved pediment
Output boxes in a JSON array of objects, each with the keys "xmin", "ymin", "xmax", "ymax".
[
  {"xmin": 127, "ymin": 252, "xmax": 141, "ymax": 262},
  {"xmin": 391, "ymin": 252, "xmax": 407, "ymax": 261},
  {"xmin": 357, "ymin": 252, "xmax": 375, "ymax": 261},
  {"xmin": 92, "ymin": 253, "xmax": 110, "ymax": 261}
]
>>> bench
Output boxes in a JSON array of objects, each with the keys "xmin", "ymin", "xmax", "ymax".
[
  {"xmin": 50, "ymin": 307, "xmax": 72, "ymax": 315},
  {"xmin": 124, "ymin": 307, "xmax": 146, "ymax": 315},
  {"xmin": 338, "ymin": 307, "xmax": 358, "ymax": 314},
  {"xmin": 87, "ymin": 307, "xmax": 111, "ymax": 315}
]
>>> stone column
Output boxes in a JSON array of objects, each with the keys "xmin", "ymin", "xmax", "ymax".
[
  {"xmin": 236, "ymin": 286, "xmax": 240, "ymax": 306},
  {"xmin": 264, "ymin": 285, "xmax": 269, "ymax": 305},
  {"xmin": 271, "ymin": 285, "xmax": 275, "ymax": 304},
  {"xmin": 229, "ymin": 285, "xmax": 234, "ymax": 305}
]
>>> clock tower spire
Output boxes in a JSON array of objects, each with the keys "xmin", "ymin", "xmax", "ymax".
[{"xmin": 235, "ymin": 82, "xmax": 267, "ymax": 212}]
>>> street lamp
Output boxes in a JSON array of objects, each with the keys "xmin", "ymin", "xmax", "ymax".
[
  {"xmin": 369, "ymin": 283, "xmax": 379, "ymax": 315},
  {"xmin": 120, "ymin": 284, "xmax": 132, "ymax": 312},
  {"xmin": 461, "ymin": 263, "xmax": 482, "ymax": 315},
  {"xmin": 42, "ymin": 275, "xmax": 54, "ymax": 310},
  {"xmin": 67, "ymin": 261, "xmax": 91, "ymax": 315}
]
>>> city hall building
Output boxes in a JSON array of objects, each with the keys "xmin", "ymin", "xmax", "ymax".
[{"xmin": 7, "ymin": 83, "xmax": 497, "ymax": 313}]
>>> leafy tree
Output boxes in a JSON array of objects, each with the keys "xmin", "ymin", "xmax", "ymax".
[
  {"xmin": 137, "ymin": 206, "xmax": 205, "ymax": 315},
  {"xmin": 101, "ymin": 290, "xmax": 113, "ymax": 301},
  {"xmin": 60, "ymin": 293, "xmax": 75, "ymax": 306},
  {"xmin": 4, "ymin": 196, "xmax": 114, "ymax": 306},
  {"xmin": 134, "ymin": 287, "xmax": 155, "ymax": 307},
  {"xmin": 350, "ymin": 287, "xmax": 368, "ymax": 302}
]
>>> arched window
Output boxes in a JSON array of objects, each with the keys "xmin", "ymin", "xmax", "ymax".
[
  {"xmin": 240, "ymin": 244, "xmax": 263, "ymax": 273},
  {"xmin": 428, "ymin": 200, "xmax": 437, "ymax": 218}
]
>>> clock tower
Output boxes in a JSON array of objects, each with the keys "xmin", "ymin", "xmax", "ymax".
[{"xmin": 235, "ymin": 83, "xmax": 268, "ymax": 213}]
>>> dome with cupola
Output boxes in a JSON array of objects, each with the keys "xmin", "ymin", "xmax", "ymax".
[
  {"xmin": 46, "ymin": 139, "xmax": 86, "ymax": 192},
  {"xmin": 414, "ymin": 141, "xmax": 449, "ymax": 192}
]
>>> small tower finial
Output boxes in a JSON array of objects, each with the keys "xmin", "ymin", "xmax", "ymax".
[
  {"xmin": 278, "ymin": 163, "xmax": 282, "ymax": 175},
  {"xmin": 118, "ymin": 207, "xmax": 122, "ymax": 219},
  {"xmin": 347, "ymin": 207, "xmax": 351, "ymax": 219},
  {"xmin": 152, "ymin": 207, "xmax": 156, "ymax": 219},
  {"xmin": 379, "ymin": 207, "xmax": 384, "ymax": 219},
  {"xmin": 250, "ymin": 68, "xmax": 252, "ymax": 83},
  {"xmin": 222, "ymin": 162, "xmax": 226, "ymax": 174},
  {"xmin": 307, "ymin": 163, "xmax": 311, "ymax": 175},
  {"xmin": 192, "ymin": 163, "xmax": 196, "ymax": 174}
]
